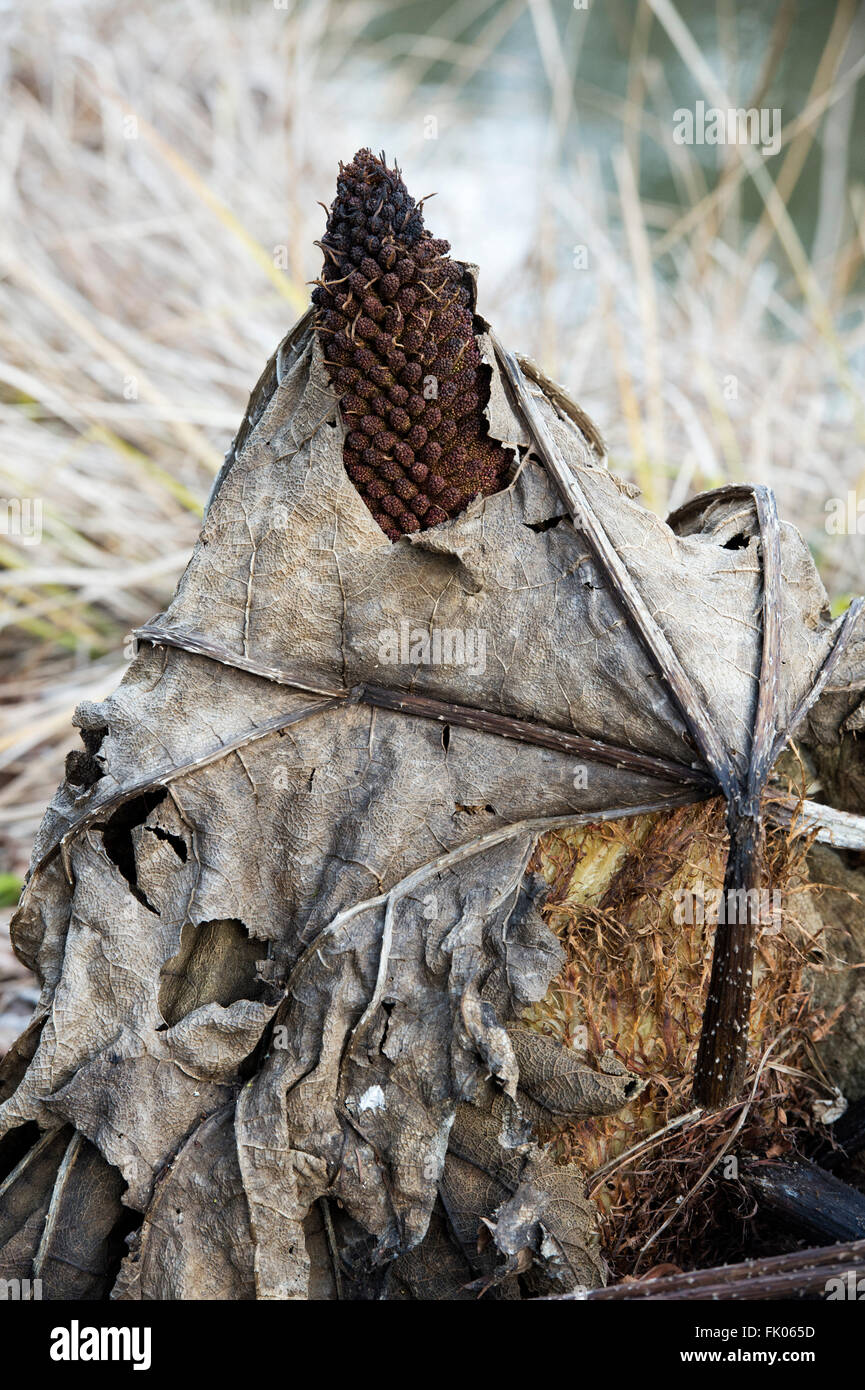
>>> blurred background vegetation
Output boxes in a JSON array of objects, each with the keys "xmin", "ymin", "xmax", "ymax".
[{"xmin": 1, "ymin": 0, "xmax": 864, "ymax": 937}]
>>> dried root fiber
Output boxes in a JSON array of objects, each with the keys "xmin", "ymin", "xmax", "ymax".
[{"xmin": 523, "ymin": 801, "xmax": 853, "ymax": 1277}]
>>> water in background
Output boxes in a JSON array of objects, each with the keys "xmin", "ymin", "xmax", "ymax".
[{"xmin": 327, "ymin": 1, "xmax": 864, "ymax": 318}]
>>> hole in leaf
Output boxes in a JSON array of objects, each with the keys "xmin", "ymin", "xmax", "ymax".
[
  {"xmin": 96, "ymin": 790, "xmax": 167, "ymax": 914},
  {"xmin": 158, "ymin": 918, "xmax": 266, "ymax": 1027},
  {"xmin": 0, "ymin": 1120, "xmax": 40, "ymax": 1185},
  {"xmin": 93, "ymin": 1189, "xmax": 142, "ymax": 1298},
  {"xmin": 524, "ymin": 516, "xmax": 563, "ymax": 534},
  {"xmin": 722, "ymin": 532, "xmax": 750, "ymax": 550},
  {"xmin": 146, "ymin": 824, "xmax": 188, "ymax": 862}
]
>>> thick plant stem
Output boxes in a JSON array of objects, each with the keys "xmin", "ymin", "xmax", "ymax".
[{"xmin": 692, "ymin": 811, "xmax": 764, "ymax": 1108}]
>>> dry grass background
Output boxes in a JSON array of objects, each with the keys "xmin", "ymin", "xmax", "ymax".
[{"xmin": 1, "ymin": 0, "xmax": 864, "ymax": 1045}]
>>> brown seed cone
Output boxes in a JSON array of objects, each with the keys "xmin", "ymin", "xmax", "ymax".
[{"xmin": 313, "ymin": 149, "xmax": 511, "ymax": 540}]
